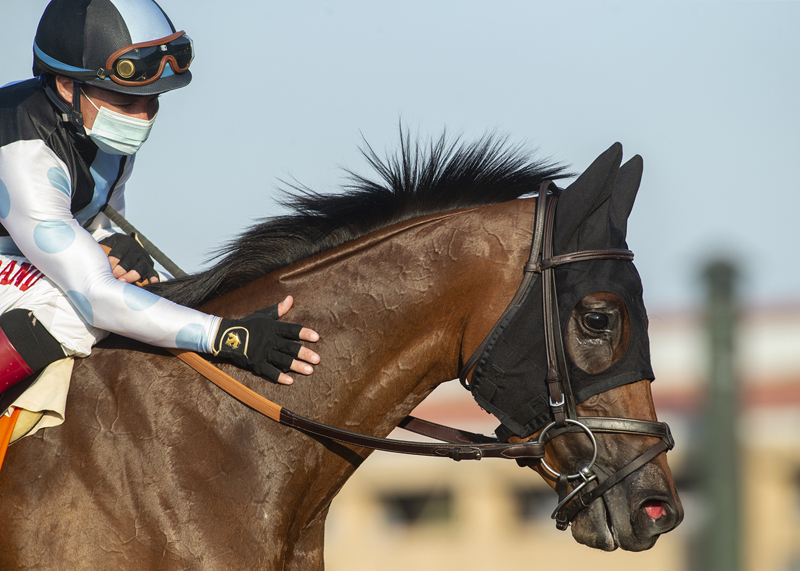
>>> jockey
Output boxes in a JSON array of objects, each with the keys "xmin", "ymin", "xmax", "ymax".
[{"xmin": 0, "ymin": 0, "xmax": 320, "ymax": 399}]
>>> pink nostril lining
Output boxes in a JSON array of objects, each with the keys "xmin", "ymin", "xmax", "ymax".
[{"xmin": 643, "ymin": 501, "xmax": 668, "ymax": 520}]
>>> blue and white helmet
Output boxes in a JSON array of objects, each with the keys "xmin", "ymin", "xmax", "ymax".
[{"xmin": 33, "ymin": 0, "xmax": 193, "ymax": 96}]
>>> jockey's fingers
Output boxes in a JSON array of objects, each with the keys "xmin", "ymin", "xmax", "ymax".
[
  {"xmin": 271, "ymin": 297, "xmax": 319, "ymax": 342},
  {"xmin": 277, "ymin": 295, "xmax": 293, "ymax": 318},
  {"xmin": 109, "ymin": 257, "xmax": 151, "ymax": 285},
  {"xmin": 289, "ymin": 358, "xmax": 315, "ymax": 376},
  {"xmin": 109, "ymin": 257, "xmax": 124, "ymax": 276},
  {"xmin": 299, "ymin": 327, "xmax": 320, "ymax": 343},
  {"xmin": 116, "ymin": 269, "xmax": 143, "ymax": 284},
  {"xmin": 297, "ymin": 346, "xmax": 320, "ymax": 365},
  {"xmin": 277, "ymin": 372, "xmax": 294, "ymax": 385}
]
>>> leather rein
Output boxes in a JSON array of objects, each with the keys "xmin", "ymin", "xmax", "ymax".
[
  {"xmin": 168, "ymin": 348, "xmax": 545, "ymax": 462},
  {"xmin": 170, "ymin": 181, "xmax": 673, "ymax": 530}
]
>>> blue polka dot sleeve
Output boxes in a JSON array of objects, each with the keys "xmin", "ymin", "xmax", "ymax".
[{"xmin": 0, "ymin": 140, "xmax": 219, "ymax": 352}]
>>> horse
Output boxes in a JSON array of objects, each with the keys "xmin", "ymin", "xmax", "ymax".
[{"xmin": 0, "ymin": 134, "xmax": 683, "ymax": 569}]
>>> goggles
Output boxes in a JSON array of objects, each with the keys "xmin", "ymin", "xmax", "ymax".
[{"xmin": 103, "ymin": 31, "xmax": 194, "ymax": 87}]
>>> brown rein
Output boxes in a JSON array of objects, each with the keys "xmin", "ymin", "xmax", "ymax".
[{"xmin": 168, "ymin": 348, "xmax": 545, "ymax": 462}]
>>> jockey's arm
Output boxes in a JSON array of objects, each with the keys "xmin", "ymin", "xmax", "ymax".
[{"xmin": 0, "ymin": 144, "xmax": 318, "ymax": 383}]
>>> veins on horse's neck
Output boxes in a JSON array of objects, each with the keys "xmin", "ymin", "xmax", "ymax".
[{"xmin": 278, "ymin": 210, "xmax": 467, "ymax": 281}]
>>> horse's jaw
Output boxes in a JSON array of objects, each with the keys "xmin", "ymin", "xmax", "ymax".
[{"xmin": 570, "ymin": 463, "xmax": 684, "ymax": 551}]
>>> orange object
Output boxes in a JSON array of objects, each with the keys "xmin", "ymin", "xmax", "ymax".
[{"xmin": 0, "ymin": 407, "xmax": 21, "ymax": 474}]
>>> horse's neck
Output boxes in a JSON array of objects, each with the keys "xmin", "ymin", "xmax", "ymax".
[
  {"xmin": 198, "ymin": 199, "xmax": 535, "ymax": 560},
  {"xmin": 204, "ymin": 198, "xmax": 535, "ymax": 428}
]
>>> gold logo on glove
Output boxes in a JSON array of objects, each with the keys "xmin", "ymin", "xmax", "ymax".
[{"xmin": 225, "ymin": 332, "xmax": 242, "ymax": 350}]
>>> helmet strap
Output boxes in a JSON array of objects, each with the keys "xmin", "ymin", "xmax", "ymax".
[
  {"xmin": 41, "ymin": 75, "xmax": 86, "ymax": 139},
  {"xmin": 70, "ymin": 80, "xmax": 84, "ymax": 129}
]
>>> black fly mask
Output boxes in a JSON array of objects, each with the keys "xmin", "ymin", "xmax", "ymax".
[{"xmin": 464, "ymin": 143, "xmax": 655, "ymax": 439}]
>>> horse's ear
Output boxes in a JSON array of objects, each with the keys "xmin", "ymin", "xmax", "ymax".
[
  {"xmin": 609, "ymin": 154, "xmax": 643, "ymax": 240},
  {"xmin": 554, "ymin": 142, "xmax": 623, "ymax": 251}
]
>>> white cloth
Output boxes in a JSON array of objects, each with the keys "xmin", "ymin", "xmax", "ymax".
[
  {"xmin": 0, "ymin": 138, "xmax": 219, "ymax": 353},
  {"xmin": 0, "ymin": 253, "xmax": 107, "ymax": 356},
  {"xmin": 9, "ymin": 357, "xmax": 73, "ymax": 443}
]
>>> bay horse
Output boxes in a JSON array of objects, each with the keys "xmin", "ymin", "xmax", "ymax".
[{"xmin": 0, "ymin": 134, "xmax": 682, "ymax": 569}]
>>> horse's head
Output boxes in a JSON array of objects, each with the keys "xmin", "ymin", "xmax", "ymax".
[{"xmin": 469, "ymin": 143, "xmax": 683, "ymax": 551}]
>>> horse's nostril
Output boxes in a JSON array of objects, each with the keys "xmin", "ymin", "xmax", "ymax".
[{"xmin": 642, "ymin": 500, "xmax": 668, "ymax": 520}]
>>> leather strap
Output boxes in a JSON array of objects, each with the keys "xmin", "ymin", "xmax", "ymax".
[
  {"xmin": 554, "ymin": 437, "xmax": 672, "ymax": 524},
  {"xmin": 170, "ymin": 349, "xmax": 281, "ymax": 420},
  {"xmin": 169, "ymin": 348, "xmax": 545, "ymax": 462},
  {"xmin": 536, "ymin": 249, "xmax": 634, "ymax": 270},
  {"xmin": 541, "ymin": 417, "xmax": 673, "ymax": 443},
  {"xmin": 102, "ymin": 205, "xmax": 188, "ymax": 279},
  {"xmin": 540, "ymin": 190, "xmax": 574, "ymax": 425},
  {"xmin": 397, "ymin": 415, "xmax": 498, "ymax": 445},
  {"xmin": 280, "ymin": 408, "xmax": 544, "ymax": 461},
  {"xmin": 458, "ymin": 182, "xmax": 550, "ymax": 387}
]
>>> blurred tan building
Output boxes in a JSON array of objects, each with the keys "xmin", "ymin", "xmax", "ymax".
[{"xmin": 325, "ymin": 303, "xmax": 800, "ymax": 571}]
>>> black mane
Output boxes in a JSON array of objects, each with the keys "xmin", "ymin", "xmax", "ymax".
[{"xmin": 148, "ymin": 132, "xmax": 569, "ymax": 308}]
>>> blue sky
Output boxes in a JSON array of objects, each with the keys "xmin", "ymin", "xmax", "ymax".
[{"xmin": 3, "ymin": 1, "xmax": 798, "ymax": 311}]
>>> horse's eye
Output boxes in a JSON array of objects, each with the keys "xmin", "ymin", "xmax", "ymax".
[{"xmin": 582, "ymin": 312, "xmax": 609, "ymax": 331}]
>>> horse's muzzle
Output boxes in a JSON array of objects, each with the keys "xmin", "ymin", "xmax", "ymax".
[{"xmin": 571, "ymin": 463, "xmax": 683, "ymax": 552}]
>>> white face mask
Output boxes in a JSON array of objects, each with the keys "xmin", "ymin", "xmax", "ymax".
[{"xmin": 82, "ymin": 90, "xmax": 157, "ymax": 156}]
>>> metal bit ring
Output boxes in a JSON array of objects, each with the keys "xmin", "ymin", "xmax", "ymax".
[{"xmin": 535, "ymin": 418, "xmax": 599, "ymax": 480}]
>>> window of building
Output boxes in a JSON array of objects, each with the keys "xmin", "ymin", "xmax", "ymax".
[
  {"xmin": 379, "ymin": 490, "xmax": 453, "ymax": 526},
  {"xmin": 514, "ymin": 487, "xmax": 555, "ymax": 522}
]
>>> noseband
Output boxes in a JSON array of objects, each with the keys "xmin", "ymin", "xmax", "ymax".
[{"xmin": 172, "ymin": 180, "xmax": 673, "ymax": 532}]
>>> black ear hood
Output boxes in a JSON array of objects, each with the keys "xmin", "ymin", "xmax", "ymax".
[
  {"xmin": 467, "ymin": 144, "xmax": 654, "ymax": 439},
  {"xmin": 553, "ymin": 142, "xmax": 643, "ymax": 253}
]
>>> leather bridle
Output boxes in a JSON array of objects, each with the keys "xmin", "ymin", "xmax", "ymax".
[
  {"xmin": 458, "ymin": 180, "xmax": 674, "ymax": 529},
  {"xmin": 171, "ymin": 180, "xmax": 673, "ymax": 531}
]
